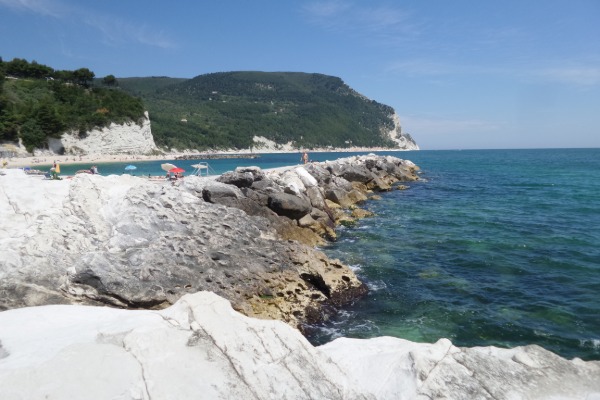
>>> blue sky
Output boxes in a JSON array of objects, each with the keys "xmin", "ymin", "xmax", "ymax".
[{"xmin": 1, "ymin": 0, "xmax": 599, "ymax": 149}]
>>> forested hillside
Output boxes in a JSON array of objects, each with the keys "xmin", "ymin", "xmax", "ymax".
[
  {"xmin": 0, "ymin": 58, "xmax": 145, "ymax": 152},
  {"xmin": 1, "ymin": 59, "xmax": 412, "ymax": 154},
  {"xmin": 119, "ymin": 72, "xmax": 402, "ymax": 151}
]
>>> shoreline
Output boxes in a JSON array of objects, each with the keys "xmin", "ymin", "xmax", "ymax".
[{"xmin": 1, "ymin": 146, "xmax": 413, "ymax": 169}]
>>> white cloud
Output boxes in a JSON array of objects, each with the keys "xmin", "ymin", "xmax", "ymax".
[
  {"xmin": 400, "ymin": 115, "xmax": 503, "ymax": 135},
  {"xmin": 302, "ymin": 1, "xmax": 419, "ymax": 40},
  {"xmin": 537, "ymin": 67, "xmax": 600, "ymax": 86},
  {"xmin": 84, "ymin": 15, "xmax": 175, "ymax": 49},
  {"xmin": 303, "ymin": 0, "xmax": 349, "ymax": 18},
  {"xmin": 0, "ymin": 0, "xmax": 64, "ymax": 17},
  {"xmin": 0, "ymin": 0, "xmax": 175, "ymax": 50},
  {"xmin": 385, "ymin": 57, "xmax": 600, "ymax": 88},
  {"xmin": 385, "ymin": 59, "xmax": 456, "ymax": 76},
  {"xmin": 384, "ymin": 59, "xmax": 511, "ymax": 78}
]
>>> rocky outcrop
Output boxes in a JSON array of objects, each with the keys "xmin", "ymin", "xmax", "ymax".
[
  {"xmin": 322, "ymin": 336, "xmax": 600, "ymax": 399},
  {"xmin": 211, "ymin": 155, "xmax": 420, "ymax": 243},
  {"xmin": 385, "ymin": 112, "xmax": 419, "ymax": 150},
  {"xmin": 0, "ymin": 155, "xmax": 417, "ymax": 329},
  {"xmin": 1, "ymin": 292, "xmax": 598, "ymax": 400},
  {"xmin": 47, "ymin": 111, "xmax": 158, "ymax": 155}
]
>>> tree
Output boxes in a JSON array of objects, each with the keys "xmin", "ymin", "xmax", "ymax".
[
  {"xmin": 35, "ymin": 101, "xmax": 65, "ymax": 137},
  {"xmin": 53, "ymin": 69, "xmax": 75, "ymax": 82},
  {"xmin": 4, "ymin": 58, "xmax": 29, "ymax": 77},
  {"xmin": 72, "ymin": 68, "xmax": 95, "ymax": 87},
  {"xmin": 19, "ymin": 120, "xmax": 46, "ymax": 152},
  {"xmin": 102, "ymin": 74, "xmax": 117, "ymax": 86},
  {"xmin": 0, "ymin": 100, "xmax": 19, "ymax": 141},
  {"xmin": 28, "ymin": 60, "xmax": 53, "ymax": 79}
]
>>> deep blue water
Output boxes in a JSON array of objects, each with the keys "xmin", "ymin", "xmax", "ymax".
[{"xmin": 47, "ymin": 149, "xmax": 600, "ymax": 360}]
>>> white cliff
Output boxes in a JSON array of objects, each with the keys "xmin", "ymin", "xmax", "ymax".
[
  {"xmin": 0, "ymin": 292, "xmax": 598, "ymax": 400},
  {"xmin": 46, "ymin": 111, "xmax": 158, "ymax": 155},
  {"xmin": 385, "ymin": 112, "xmax": 419, "ymax": 150}
]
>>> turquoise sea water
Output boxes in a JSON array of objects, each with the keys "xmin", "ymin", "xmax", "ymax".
[
  {"xmin": 50, "ymin": 151, "xmax": 374, "ymax": 177},
  {"xmin": 47, "ymin": 149, "xmax": 600, "ymax": 360},
  {"xmin": 309, "ymin": 148, "xmax": 600, "ymax": 361}
]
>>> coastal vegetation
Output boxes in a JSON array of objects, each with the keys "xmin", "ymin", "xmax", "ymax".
[
  {"xmin": 118, "ymin": 72, "xmax": 400, "ymax": 151},
  {"xmin": 0, "ymin": 58, "xmax": 145, "ymax": 152},
  {"xmin": 1, "ymin": 58, "xmax": 405, "ymax": 153}
]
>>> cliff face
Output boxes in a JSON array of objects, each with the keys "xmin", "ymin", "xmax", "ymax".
[
  {"xmin": 384, "ymin": 113, "xmax": 419, "ymax": 150},
  {"xmin": 47, "ymin": 111, "xmax": 158, "ymax": 155}
]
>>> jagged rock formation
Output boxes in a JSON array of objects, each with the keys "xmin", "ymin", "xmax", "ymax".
[
  {"xmin": 46, "ymin": 111, "xmax": 158, "ymax": 155},
  {"xmin": 0, "ymin": 292, "xmax": 598, "ymax": 400},
  {"xmin": 212, "ymin": 155, "xmax": 420, "ymax": 244},
  {"xmin": 386, "ymin": 112, "xmax": 419, "ymax": 150},
  {"xmin": 0, "ymin": 155, "xmax": 419, "ymax": 329}
]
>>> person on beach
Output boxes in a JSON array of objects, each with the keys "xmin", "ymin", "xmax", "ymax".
[{"xmin": 302, "ymin": 151, "xmax": 309, "ymax": 164}]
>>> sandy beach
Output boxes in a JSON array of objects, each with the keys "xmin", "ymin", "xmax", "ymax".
[
  {"xmin": 2, "ymin": 146, "xmax": 409, "ymax": 169},
  {"xmin": 3, "ymin": 153, "xmax": 181, "ymax": 169}
]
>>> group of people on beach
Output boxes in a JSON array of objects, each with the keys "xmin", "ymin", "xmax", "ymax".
[{"xmin": 165, "ymin": 171, "xmax": 183, "ymax": 181}]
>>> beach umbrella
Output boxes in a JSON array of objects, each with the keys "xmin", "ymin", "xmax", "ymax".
[
  {"xmin": 124, "ymin": 165, "xmax": 137, "ymax": 171},
  {"xmin": 169, "ymin": 167, "xmax": 185, "ymax": 173},
  {"xmin": 161, "ymin": 163, "xmax": 177, "ymax": 172}
]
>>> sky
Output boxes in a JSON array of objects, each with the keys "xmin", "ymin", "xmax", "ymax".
[{"xmin": 1, "ymin": 0, "xmax": 599, "ymax": 150}]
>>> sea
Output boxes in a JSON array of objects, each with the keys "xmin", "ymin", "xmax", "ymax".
[{"xmin": 51, "ymin": 148, "xmax": 600, "ymax": 361}]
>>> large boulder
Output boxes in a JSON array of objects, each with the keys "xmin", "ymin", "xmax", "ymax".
[
  {"xmin": 272, "ymin": 169, "xmax": 307, "ymax": 196},
  {"xmin": 306, "ymin": 186, "xmax": 328, "ymax": 210},
  {"xmin": 338, "ymin": 164, "xmax": 373, "ymax": 183},
  {"xmin": 304, "ymin": 163, "xmax": 332, "ymax": 185},
  {"xmin": 200, "ymin": 180, "xmax": 244, "ymax": 203},
  {"xmin": 216, "ymin": 166, "xmax": 267, "ymax": 189},
  {"xmin": 267, "ymin": 192, "xmax": 312, "ymax": 220},
  {"xmin": 0, "ymin": 170, "xmax": 363, "ymax": 328},
  {"xmin": 294, "ymin": 166, "xmax": 319, "ymax": 188},
  {"xmin": 235, "ymin": 165, "xmax": 266, "ymax": 180},
  {"xmin": 216, "ymin": 170, "xmax": 255, "ymax": 188}
]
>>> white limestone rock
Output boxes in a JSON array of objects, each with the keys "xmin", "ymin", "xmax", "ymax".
[
  {"xmin": 1, "ymin": 292, "xmax": 599, "ymax": 400},
  {"xmin": 49, "ymin": 111, "xmax": 158, "ymax": 155},
  {"xmin": 0, "ymin": 291, "xmax": 367, "ymax": 400},
  {"xmin": 273, "ymin": 169, "xmax": 307, "ymax": 196},
  {"xmin": 384, "ymin": 112, "xmax": 420, "ymax": 150},
  {"xmin": 320, "ymin": 336, "xmax": 600, "ymax": 400},
  {"xmin": 294, "ymin": 166, "xmax": 319, "ymax": 188}
]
